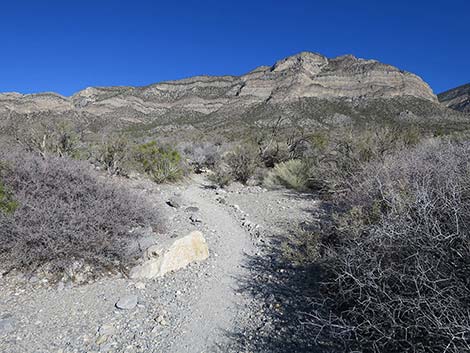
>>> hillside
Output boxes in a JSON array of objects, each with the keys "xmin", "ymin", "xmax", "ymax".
[
  {"xmin": 438, "ymin": 83, "xmax": 470, "ymax": 113},
  {"xmin": 1, "ymin": 52, "xmax": 467, "ymax": 138}
]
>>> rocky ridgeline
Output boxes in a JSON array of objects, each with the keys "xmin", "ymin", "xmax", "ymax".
[
  {"xmin": 0, "ymin": 52, "xmax": 441, "ymax": 125},
  {"xmin": 438, "ymin": 83, "xmax": 470, "ymax": 113}
]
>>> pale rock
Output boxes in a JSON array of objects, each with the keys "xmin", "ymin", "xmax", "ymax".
[
  {"xmin": 115, "ymin": 295, "xmax": 138, "ymax": 310},
  {"xmin": 129, "ymin": 231, "xmax": 209, "ymax": 279}
]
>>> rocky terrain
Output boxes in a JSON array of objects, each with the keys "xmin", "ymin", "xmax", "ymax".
[
  {"xmin": 1, "ymin": 52, "xmax": 467, "ymax": 138},
  {"xmin": 0, "ymin": 173, "xmax": 319, "ymax": 353},
  {"xmin": 438, "ymin": 83, "xmax": 470, "ymax": 113}
]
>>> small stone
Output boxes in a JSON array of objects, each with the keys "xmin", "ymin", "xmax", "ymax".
[
  {"xmin": 189, "ymin": 215, "xmax": 202, "ymax": 223},
  {"xmin": 0, "ymin": 316, "xmax": 14, "ymax": 335},
  {"xmin": 185, "ymin": 206, "xmax": 199, "ymax": 213},
  {"xmin": 96, "ymin": 335, "xmax": 108, "ymax": 345},
  {"xmin": 135, "ymin": 282, "xmax": 146, "ymax": 290},
  {"xmin": 115, "ymin": 295, "xmax": 138, "ymax": 310},
  {"xmin": 99, "ymin": 324, "xmax": 116, "ymax": 336},
  {"xmin": 166, "ymin": 196, "xmax": 182, "ymax": 208},
  {"xmin": 156, "ymin": 315, "xmax": 168, "ymax": 326}
]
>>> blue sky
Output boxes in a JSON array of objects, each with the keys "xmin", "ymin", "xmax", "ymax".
[{"xmin": 0, "ymin": 0, "xmax": 468, "ymax": 96}]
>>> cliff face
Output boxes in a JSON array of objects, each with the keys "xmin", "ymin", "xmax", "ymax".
[
  {"xmin": 0, "ymin": 52, "xmax": 436, "ymax": 116},
  {"xmin": 438, "ymin": 83, "xmax": 470, "ymax": 113},
  {"xmin": 1, "ymin": 52, "xmax": 461, "ymax": 136}
]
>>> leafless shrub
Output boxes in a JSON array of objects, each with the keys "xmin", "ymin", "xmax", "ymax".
[
  {"xmin": 310, "ymin": 140, "xmax": 470, "ymax": 352},
  {"xmin": 14, "ymin": 121, "xmax": 84, "ymax": 159},
  {"xmin": 93, "ymin": 135, "xmax": 132, "ymax": 176},
  {"xmin": 0, "ymin": 149, "xmax": 160, "ymax": 276},
  {"xmin": 179, "ymin": 141, "xmax": 225, "ymax": 173}
]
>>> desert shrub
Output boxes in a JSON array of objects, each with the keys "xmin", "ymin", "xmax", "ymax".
[
  {"xmin": 300, "ymin": 126, "xmax": 424, "ymax": 193},
  {"xmin": 179, "ymin": 141, "xmax": 224, "ymax": 173},
  {"xmin": 0, "ymin": 150, "xmax": 159, "ymax": 275},
  {"xmin": 264, "ymin": 159, "xmax": 312, "ymax": 191},
  {"xmin": 309, "ymin": 140, "xmax": 470, "ymax": 352},
  {"xmin": 94, "ymin": 135, "xmax": 132, "ymax": 176},
  {"xmin": 134, "ymin": 141, "xmax": 186, "ymax": 183},
  {"xmin": 0, "ymin": 165, "xmax": 18, "ymax": 214},
  {"xmin": 15, "ymin": 121, "xmax": 83, "ymax": 159},
  {"xmin": 281, "ymin": 226, "xmax": 322, "ymax": 266},
  {"xmin": 208, "ymin": 161, "xmax": 234, "ymax": 187},
  {"xmin": 225, "ymin": 144, "xmax": 260, "ymax": 184},
  {"xmin": 259, "ymin": 141, "xmax": 292, "ymax": 168}
]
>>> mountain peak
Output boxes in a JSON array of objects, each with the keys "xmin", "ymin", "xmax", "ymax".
[{"xmin": 272, "ymin": 51, "xmax": 328, "ymax": 73}]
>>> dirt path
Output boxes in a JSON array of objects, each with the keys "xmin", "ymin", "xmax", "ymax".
[
  {"xmin": 162, "ymin": 175, "xmax": 257, "ymax": 352},
  {"xmin": 0, "ymin": 174, "xmax": 318, "ymax": 353}
]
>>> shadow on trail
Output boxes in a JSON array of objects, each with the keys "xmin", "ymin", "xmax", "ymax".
[{"xmin": 221, "ymin": 232, "xmax": 335, "ymax": 352}]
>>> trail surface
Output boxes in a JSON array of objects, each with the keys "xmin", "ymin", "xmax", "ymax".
[{"xmin": 0, "ymin": 174, "xmax": 318, "ymax": 353}]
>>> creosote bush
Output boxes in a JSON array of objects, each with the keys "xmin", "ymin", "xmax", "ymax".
[
  {"xmin": 134, "ymin": 141, "xmax": 186, "ymax": 183},
  {"xmin": 0, "ymin": 150, "xmax": 159, "ymax": 275},
  {"xmin": 309, "ymin": 140, "xmax": 470, "ymax": 353}
]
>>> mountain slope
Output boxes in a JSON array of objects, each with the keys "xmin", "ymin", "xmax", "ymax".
[
  {"xmin": 0, "ymin": 52, "xmax": 467, "ymax": 136},
  {"xmin": 438, "ymin": 83, "xmax": 470, "ymax": 113}
]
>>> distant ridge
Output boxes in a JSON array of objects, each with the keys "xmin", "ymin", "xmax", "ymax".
[
  {"xmin": 0, "ymin": 52, "xmax": 466, "ymax": 136},
  {"xmin": 438, "ymin": 83, "xmax": 470, "ymax": 113}
]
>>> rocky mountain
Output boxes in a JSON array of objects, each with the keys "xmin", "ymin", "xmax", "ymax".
[
  {"xmin": 438, "ymin": 83, "xmax": 470, "ymax": 113},
  {"xmin": 0, "ymin": 52, "xmax": 467, "ymax": 136}
]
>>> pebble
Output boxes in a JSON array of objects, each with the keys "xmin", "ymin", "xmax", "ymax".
[
  {"xmin": 189, "ymin": 215, "xmax": 202, "ymax": 223},
  {"xmin": 0, "ymin": 315, "xmax": 15, "ymax": 335},
  {"xmin": 135, "ymin": 282, "xmax": 146, "ymax": 290},
  {"xmin": 99, "ymin": 324, "xmax": 116, "ymax": 336},
  {"xmin": 185, "ymin": 206, "xmax": 199, "ymax": 213},
  {"xmin": 115, "ymin": 295, "xmax": 138, "ymax": 310}
]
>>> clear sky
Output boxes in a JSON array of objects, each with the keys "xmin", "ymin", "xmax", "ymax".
[{"xmin": 0, "ymin": 0, "xmax": 468, "ymax": 96}]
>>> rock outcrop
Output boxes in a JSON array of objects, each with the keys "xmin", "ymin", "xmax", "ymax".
[
  {"xmin": 438, "ymin": 83, "xmax": 470, "ymax": 113},
  {"xmin": 4, "ymin": 52, "xmax": 467, "ymax": 135},
  {"xmin": 0, "ymin": 52, "xmax": 437, "ymax": 120}
]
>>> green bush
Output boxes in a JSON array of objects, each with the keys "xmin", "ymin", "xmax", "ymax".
[
  {"xmin": 135, "ymin": 141, "xmax": 185, "ymax": 183},
  {"xmin": 264, "ymin": 159, "xmax": 312, "ymax": 191},
  {"xmin": 0, "ymin": 181, "xmax": 17, "ymax": 215}
]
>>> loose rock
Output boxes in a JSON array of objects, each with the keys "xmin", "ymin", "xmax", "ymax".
[
  {"xmin": 129, "ymin": 231, "xmax": 210, "ymax": 279},
  {"xmin": 115, "ymin": 295, "xmax": 138, "ymax": 310},
  {"xmin": 0, "ymin": 315, "xmax": 14, "ymax": 335}
]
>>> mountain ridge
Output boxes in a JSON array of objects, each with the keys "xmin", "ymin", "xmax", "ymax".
[
  {"xmin": 1, "ymin": 51, "xmax": 466, "ymax": 137},
  {"xmin": 438, "ymin": 83, "xmax": 470, "ymax": 113}
]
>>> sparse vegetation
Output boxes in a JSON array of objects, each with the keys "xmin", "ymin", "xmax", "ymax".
[
  {"xmin": 179, "ymin": 141, "xmax": 225, "ymax": 173},
  {"xmin": 292, "ymin": 140, "xmax": 470, "ymax": 353},
  {"xmin": 264, "ymin": 159, "xmax": 311, "ymax": 191},
  {"xmin": 0, "ymin": 164, "xmax": 18, "ymax": 214},
  {"xmin": 93, "ymin": 135, "xmax": 132, "ymax": 176},
  {"xmin": 15, "ymin": 121, "xmax": 84, "ymax": 159},
  {"xmin": 134, "ymin": 141, "xmax": 186, "ymax": 183},
  {"xmin": 0, "ymin": 150, "xmax": 159, "ymax": 275},
  {"xmin": 209, "ymin": 143, "xmax": 260, "ymax": 186}
]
